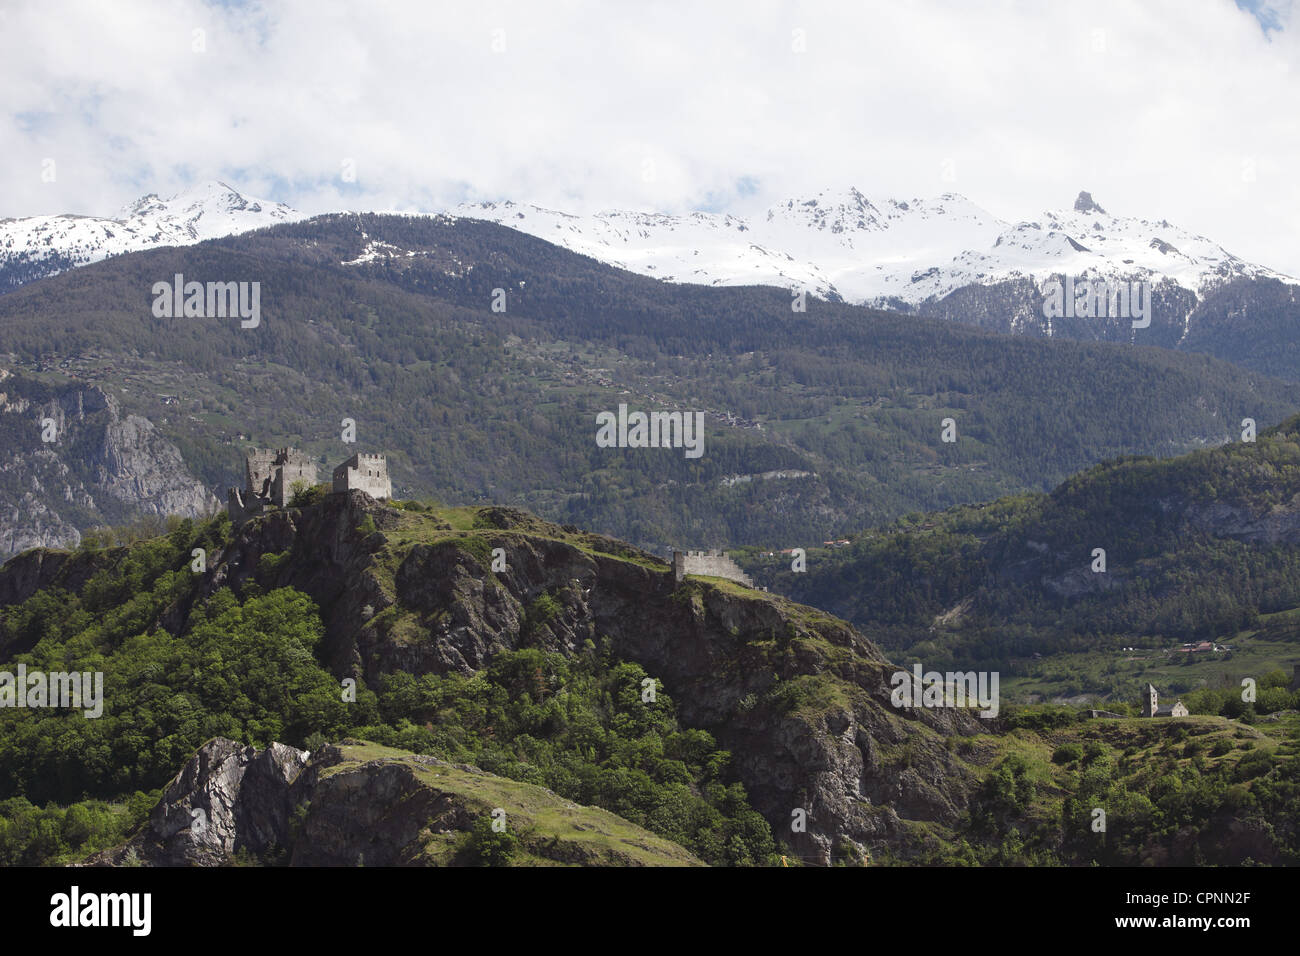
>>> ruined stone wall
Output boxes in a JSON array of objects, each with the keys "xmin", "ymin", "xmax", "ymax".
[
  {"xmin": 672, "ymin": 549, "xmax": 753, "ymax": 587},
  {"xmin": 227, "ymin": 487, "xmax": 265, "ymax": 525},
  {"xmin": 272, "ymin": 449, "xmax": 318, "ymax": 507},
  {"xmin": 231, "ymin": 447, "xmax": 318, "ymax": 519},
  {"xmin": 245, "ymin": 449, "xmax": 277, "ymax": 499}
]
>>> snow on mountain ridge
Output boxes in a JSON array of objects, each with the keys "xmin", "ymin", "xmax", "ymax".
[
  {"xmin": 450, "ymin": 189, "xmax": 1297, "ymax": 309},
  {"xmin": 5, "ymin": 182, "xmax": 1292, "ymax": 321},
  {"xmin": 0, "ymin": 181, "xmax": 304, "ymax": 287}
]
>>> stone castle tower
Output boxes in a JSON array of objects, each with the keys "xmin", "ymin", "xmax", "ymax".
[
  {"xmin": 672, "ymin": 549, "xmax": 753, "ymax": 587},
  {"xmin": 229, "ymin": 447, "xmax": 318, "ymax": 522},
  {"xmin": 332, "ymin": 453, "xmax": 392, "ymax": 500}
]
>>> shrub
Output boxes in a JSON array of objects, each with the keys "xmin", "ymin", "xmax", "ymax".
[
  {"xmin": 258, "ymin": 550, "xmax": 292, "ymax": 577},
  {"xmin": 1053, "ymin": 742, "xmax": 1084, "ymax": 765},
  {"xmin": 290, "ymin": 482, "xmax": 329, "ymax": 508},
  {"xmin": 524, "ymin": 592, "xmax": 562, "ymax": 634},
  {"xmin": 1004, "ymin": 705, "xmax": 1079, "ymax": 731},
  {"xmin": 461, "ymin": 816, "xmax": 519, "ymax": 866}
]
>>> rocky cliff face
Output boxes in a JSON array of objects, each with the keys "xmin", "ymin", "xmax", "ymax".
[
  {"xmin": 1016, "ymin": 487, "xmax": 1300, "ymax": 602},
  {"xmin": 181, "ymin": 495, "xmax": 986, "ymax": 864},
  {"xmin": 90, "ymin": 738, "xmax": 308, "ymax": 866},
  {"xmin": 90, "ymin": 738, "xmax": 702, "ymax": 867},
  {"xmin": 0, "ymin": 371, "xmax": 217, "ymax": 559},
  {"xmin": 1179, "ymin": 497, "xmax": 1300, "ymax": 545}
]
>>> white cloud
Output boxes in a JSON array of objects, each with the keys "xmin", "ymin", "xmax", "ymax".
[{"xmin": 3, "ymin": 0, "xmax": 1299, "ymax": 273}]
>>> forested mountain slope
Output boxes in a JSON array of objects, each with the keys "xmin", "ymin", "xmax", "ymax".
[
  {"xmin": 0, "ymin": 213, "xmax": 1294, "ymax": 557},
  {"xmin": 755, "ymin": 413, "xmax": 1300, "ymax": 676}
]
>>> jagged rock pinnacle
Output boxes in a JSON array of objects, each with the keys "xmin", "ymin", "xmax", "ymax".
[{"xmin": 1074, "ymin": 190, "xmax": 1107, "ymax": 215}]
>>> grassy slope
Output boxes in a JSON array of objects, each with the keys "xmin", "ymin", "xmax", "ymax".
[{"xmin": 317, "ymin": 742, "xmax": 704, "ymax": 866}]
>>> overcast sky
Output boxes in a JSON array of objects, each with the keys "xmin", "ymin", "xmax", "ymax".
[{"xmin": 3, "ymin": 0, "xmax": 1299, "ymax": 273}]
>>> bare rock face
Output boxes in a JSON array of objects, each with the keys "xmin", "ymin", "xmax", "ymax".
[
  {"xmin": 0, "ymin": 547, "xmax": 75, "ymax": 610},
  {"xmin": 1181, "ymin": 497, "xmax": 1300, "ymax": 545},
  {"xmin": 0, "ymin": 491, "xmax": 84, "ymax": 558},
  {"xmin": 1073, "ymin": 190, "xmax": 1107, "ymax": 215},
  {"xmin": 90, "ymin": 738, "xmax": 308, "ymax": 866},
  {"xmin": 0, "ymin": 374, "xmax": 218, "ymax": 560},
  {"xmin": 96, "ymin": 410, "xmax": 217, "ymax": 518}
]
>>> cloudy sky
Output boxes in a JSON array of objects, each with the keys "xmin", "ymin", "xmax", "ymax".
[{"xmin": 4, "ymin": 0, "xmax": 1300, "ymax": 273}]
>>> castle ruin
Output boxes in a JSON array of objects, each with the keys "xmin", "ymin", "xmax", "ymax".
[
  {"xmin": 228, "ymin": 448, "xmax": 393, "ymax": 524},
  {"xmin": 332, "ymin": 453, "xmax": 392, "ymax": 500},
  {"xmin": 672, "ymin": 549, "xmax": 754, "ymax": 587},
  {"xmin": 228, "ymin": 447, "xmax": 317, "ymax": 523}
]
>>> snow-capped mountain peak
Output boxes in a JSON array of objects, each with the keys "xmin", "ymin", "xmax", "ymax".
[
  {"xmin": 450, "ymin": 187, "xmax": 1296, "ymax": 310},
  {"xmin": 0, "ymin": 181, "xmax": 304, "ymax": 291},
  {"xmin": 1022, "ymin": 190, "xmax": 1283, "ymax": 294},
  {"xmin": 6, "ymin": 181, "xmax": 1295, "ymax": 370}
]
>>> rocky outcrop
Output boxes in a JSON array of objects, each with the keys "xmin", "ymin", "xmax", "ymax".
[
  {"xmin": 0, "ymin": 374, "xmax": 218, "ymax": 560},
  {"xmin": 1073, "ymin": 191, "xmax": 1106, "ymax": 215},
  {"xmin": 0, "ymin": 547, "xmax": 76, "ymax": 609},
  {"xmin": 91, "ymin": 738, "xmax": 308, "ymax": 866},
  {"xmin": 1180, "ymin": 497, "xmax": 1300, "ymax": 545},
  {"xmin": 190, "ymin": 499, "xmax": 985, "ymax": 864},
  {"xmin": 0, "ymin": 545, "xmax": 130, "ymax": 656},
  {"xmin": 91, "ymin": 738, "xmax": 702, "ymax": 867}
]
